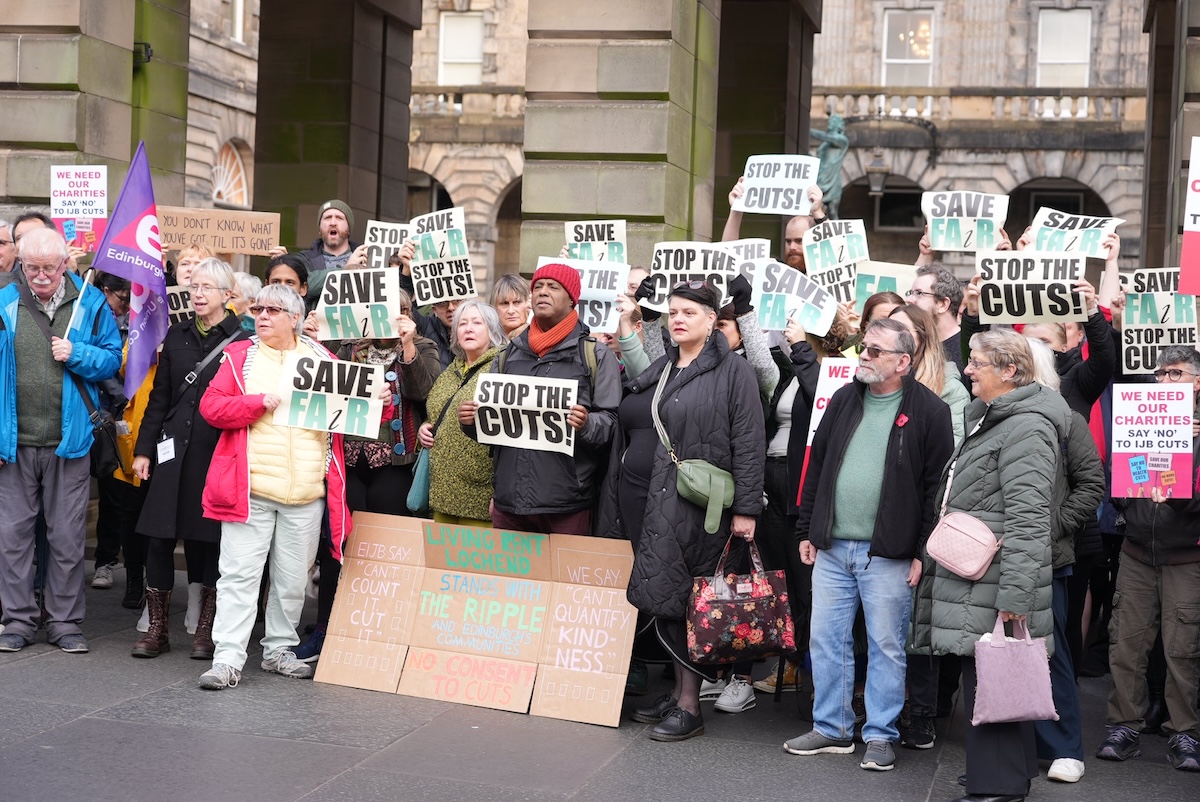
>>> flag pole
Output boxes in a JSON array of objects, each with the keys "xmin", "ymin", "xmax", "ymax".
[{"xmin": 63, "ymin": 267, "xmax": 96, "ymax": 340}]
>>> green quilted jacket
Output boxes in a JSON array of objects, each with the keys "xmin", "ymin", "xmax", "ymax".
[
  {"xmin": 425, "ymin": 348, "xmax": 501, "ymax": 521},
  {"xmin": 912, "ymin": 382, "xmax": 1064, "ymax": 657}
]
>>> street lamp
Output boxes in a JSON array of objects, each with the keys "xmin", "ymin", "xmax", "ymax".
[{"xmin": 865, "ymin": 148, "xmax": 888, "ymax": 196}]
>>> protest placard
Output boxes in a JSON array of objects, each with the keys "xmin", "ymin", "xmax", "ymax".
[
  {"xmin": 922, "ymin": 191, "xmax": 1009, "ymax": 252},
  {"xmin": 1111, "ymin": 384, "xmax": 1194, "ymax": 499},
  {"xmin": 409, "ymin": 228, "xmax": 476, "ymax": 305},
  {"xmin": 51, "ymin": 165, "xmax": 108, "ymax": 252},
  {"xmin": 157, "ymin": 206, "xmax": 280, "ymax": 255},
  {"xmin": 1121, "ymin": 269, "xmax": 1199, "ymax": 374},
  {"xmin": 1182, "ymin": 137, "xmax": 1200, "ymax": 294},
  {"xmin": 854, "ymin": 260, "xmax": 918, "ymax": 315},
  {"xmin": 1030, "ymin": 207, "xmax": 1124, "ymax": 258},
  {"xmin": 535, "ymin": 256, "xmax": 629, "ymax": 334},
  {"xmin": 363, "ymin": 220, "xmax": 412, "ymax": 270},
  {"xmin": 274, "ymin": 353, "xmax": 385, "ymax": 437},
  {"xmin": 730, "ymin": 155, "xmax": 822, "ymax": 216},
  {"xmin": 564, "ymin": 219, "xmax": 627, "ymax": 262},
  {"xmin": 723, "ymin": 238, "xmax": 772, "ymax": 264},
  {"xmin": 749, "ymin": 258, "xmax": 838, "ymax": 336},
  {"xmin": 802, "ymin": 219, "xmax": 869, "ymax": 304},
  {"xmin": 642, "ymin": 241, "xmax": 738, "ymax": 313},
  {"xmin": 410, "ymin": 207, "xmax": 465, "ymax": 235},
  {"xmin": 974, "ymin": 251, "xmax": 1087, "ymax": 324},
  {"xmin": 808, "ymin": 358, "xmax": 858, "ymax": 446},
  {"xmin": 315, "ymin": 268, "xmax": 401, "ymax": 341},
  {"xmin": 315, "ymin": 514, "xmax": 425, "ymax": 693},
  {"xmin": 165, "ymin": 285, "xmax": 194, "ymax": 326},
  {"xmin": 473, "ymin": 374, "xmax": 576, "ymax": 455}
]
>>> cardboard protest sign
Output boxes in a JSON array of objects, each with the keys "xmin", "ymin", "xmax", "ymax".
[
  {"xmin": 802, "ymin": 219, "xmax": 869, "ymax": 304},
  {"xmin": 1181, "ymin": 137, "xmax": 1200, "ymax": 294},
  {"xmin": 1111, "ymin": 384, "xmax": 1194, "ymax": 499},
  {"xmin": 730, "ymin": 155, "xmax": 821, "ymax": 216},
  {"xmin": 473, "ymin": 375, "xmax": 576, "ymax": 455},
  {"xmin": 315, "ymin": 514, "xmax": 426, "ymax": 693},
  {"xmin": 157, "ymin": 206, "xmax": 280, "ymax": 255},
  {"xmin": 1030, "ymin": 207, "xmax": 1123, "ymax": 258},
  {"xmin": 274, "ymin": 353, "xmax": 385, "ymax": 437},
  {"xmin": 921, "ymin": 191, "xmax": 1009, "ymax": 252},
  {"xmin": 51, "ymin": 165, "xmax": 108, "ymax": 253},
  {"xmin": 535, "ymin": 256, "xmax": 629, "ymax": 334},
  {"xmin": 410, "ymin": 207, "xmax": 466, "ymax": 235},
  {"xmin": 316, "ymin": 515, "xmax": 638, "ymax": 726},
  {"xmin": 1121, "ymin": 269, "xmax": 1199, "ymax": 374},
  {"xmin": 749, "ymin": 258, "xmax": 838, "ymax": 336},
  {"xmin": 643, "ymin": 241, "xmax": 738, "ymax": 313},
  {"xmin": 854, "ymin": 260, "xmax": 918, "ymax": 315},
  {"xmin": 564, "ymin": 219, "xmax": 627, "ymax": 262},
  {"xmin": 315, "ymin": 268, "xmax": 401, "ymax": 341},
  {"xmin": 409, "ymin": 228, "xmax": 476, "ymax": 305},
  {"xmin": 974, "ymin": 251, "xmax": 1088, "ymax": 324},
  {"xmin": 165, "ymin": 285, "xmax": 194, "ymax": 326},
  {"xmin": 363, "ymin": 220, "xmax": 412, "ymax": 269}
]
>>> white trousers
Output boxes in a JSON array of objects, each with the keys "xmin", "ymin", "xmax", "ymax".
[{"xmin": 211, "ymin": 495, "xmax": 323, "ymax": 670}]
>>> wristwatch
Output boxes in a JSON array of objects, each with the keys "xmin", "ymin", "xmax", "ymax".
[{"xmin": 811, "ymin": 211, "xmax": 827, "ymax": 224}]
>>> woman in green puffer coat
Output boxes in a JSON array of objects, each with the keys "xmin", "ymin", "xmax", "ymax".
[{"xmin": 912, "ymin": 328, "xmax": 1059, "ymax": 802}]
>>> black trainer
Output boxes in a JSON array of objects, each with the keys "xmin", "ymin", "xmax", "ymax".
[
  {"xmin": 900, "ymin": 714, "xmax": 936, "ymax": 749},
  {"xmin": 630, "ymin": 692, "xmax": 677, "ymax": 724},
  {"xmin": 648, "ymin": 707, "xmax": 704, "ymax": 742},
  {"xmin": 1096, "ymin": 724, "xmax": 1141, "ymax": 761},
  {"xmin": 1167, "ymin": 733, "xmax": 1200, "ymax": 771}
]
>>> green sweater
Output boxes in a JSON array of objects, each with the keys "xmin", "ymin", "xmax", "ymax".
[
  {"xmin": 830, "ymin": 386, "xmax": 903, "ymax": 541},
  {"xmin": 15, "ymin": 281, "xmax": 80, "ymax": 448}
]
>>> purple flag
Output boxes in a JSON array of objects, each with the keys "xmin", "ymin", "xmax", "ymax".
[{"xmin": 91, "ymin": 142, "xmax": 168, "ymax": 397}]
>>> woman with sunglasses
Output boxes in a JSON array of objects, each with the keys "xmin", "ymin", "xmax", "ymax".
[
  {"xmin": 130, "ymin": 258, "xmax": 250, "ymax": 660},
  {"xmin": 597, "ymin": 279, "xmax": 766, "ymax": 741},
  {"xmin": 194, "ymin": 284, "xmax": 359, "ymax": 690}
]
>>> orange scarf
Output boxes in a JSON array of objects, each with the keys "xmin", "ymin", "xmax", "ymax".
[{"xmin": 527, "ymin": 309, "xmax": 579, "ymax": 357}]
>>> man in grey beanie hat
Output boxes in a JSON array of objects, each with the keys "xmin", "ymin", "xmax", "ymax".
[{"xmin": 299, "ymin": 199, "xmax": 361, "ymax": 306}]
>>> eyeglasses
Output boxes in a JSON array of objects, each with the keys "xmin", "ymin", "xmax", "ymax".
[
  {"xmin": 905, "ymin": 288, "xmax": 941, "ymax": 300},
  {"xmin": 104, "ymin": 288, "xmax": 131, "ymax": 305},
  {"xmin": 188, "ymin": 284, "xmax": 229, "ymax": 295},
  {"xmin": 672, "ymin": 280, "xmax": 709, "ymax": 291},
  {"xmin": 399, "ymin": 306, "xmax": 412, "ymax": 316},
  {"xmin": 1153, "ymin": 368, "xmax": 1199, "ymax": 381},
  {"xmin": 967, "ymin": 358, "xmax": 995, "ymax": 370},
  {"xmin": 22, "ymin": 260, "xmax": 64, "ymax": 276},
  {"xmin": 861, "ymin": 344, "xmax": 904, "ymax": 359},
  {"xmin": 249, "ymin": 305, "xmax": 288, "ymax": 317}
]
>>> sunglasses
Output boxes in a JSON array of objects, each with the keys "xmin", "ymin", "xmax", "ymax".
[
  {"xmin": 250, "ymin": 305, "xmax": 288, "ymax": 317},
  {"xmin": 672, "ymin": 280, "xmax": 709, "ymax": 291},
  {"xmin": 862, "ymin": 344, "xmax": 904, "ymax": 359}
]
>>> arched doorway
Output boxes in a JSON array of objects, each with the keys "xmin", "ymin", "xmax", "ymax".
[
  {"xmin": 838, "ymin": 175, "xmax": 926, "ymax": 265},
  {"xmin": 407, "ymin": 170, "xmax": 454, "ymax": 218},
  {"xmin": 1004, "ymin": 178, "xmax": 1112, "ymax": 244},
  {"xmin": 493, "ymin": 178, "xmax": 522, "ymax": 277}
]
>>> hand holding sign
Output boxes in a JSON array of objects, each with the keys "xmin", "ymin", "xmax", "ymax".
[
  {"xmin": 975, "ymin": 251, "xmax": 1087, "ymax": 323},
  {"xmin": 730, "ymin": 156, "xmax": 822, "ymax": 216},
  {"xmin": 922, "ymin": 191, "xmax": 1009, "ymax": 252}
]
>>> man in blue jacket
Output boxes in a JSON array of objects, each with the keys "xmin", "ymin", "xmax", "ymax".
[{"xmin": 0, "ymin": 227, "xmax": 122, "ymax": 654}]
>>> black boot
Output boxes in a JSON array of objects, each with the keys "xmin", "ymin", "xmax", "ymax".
[
  {"xmin": 1143, "ymin": 692, "xmax": 1167, "ymax": 735},
  {"xmin": 630, "ymin": 693, "xmax": 677, "ymax": 723},
  {"xmin": 122, "ymin": 565, "xmax": 145, "ymax": 610}
]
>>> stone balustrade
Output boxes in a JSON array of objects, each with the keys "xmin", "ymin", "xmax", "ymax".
[
  {"xmin": 410, "ymin": 86, "xmax": 526, "ymax": 119},
  {"xmin": 813, "ymin": 87, "xmax": 1146, "ymax": 125}
]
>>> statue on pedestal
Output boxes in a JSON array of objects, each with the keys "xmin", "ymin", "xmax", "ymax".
[{"xmin": 810, "ymin": 114, "xmax": 849, "ymax": 219}]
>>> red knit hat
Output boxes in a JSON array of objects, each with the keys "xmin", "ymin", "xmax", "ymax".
[{"xmin": 531, "ymin": 263, "xmax": 582, "ymax": 305}]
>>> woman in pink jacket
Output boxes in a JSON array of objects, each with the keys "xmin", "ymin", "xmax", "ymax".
[{"xmin": 195, "ymin": 284, "xmax": 357, "ymax": 690}]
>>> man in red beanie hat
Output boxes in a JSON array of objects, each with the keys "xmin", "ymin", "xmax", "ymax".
[{"xmin": 459, "ymin": 262, "xmax": 619, "ymax": 536}]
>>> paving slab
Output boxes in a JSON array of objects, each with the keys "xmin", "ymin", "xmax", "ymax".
[{"xmin": 298, "ymin": 769, "xmax": 570, "ymax": 802}]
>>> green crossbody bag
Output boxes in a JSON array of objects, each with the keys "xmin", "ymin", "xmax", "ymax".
[{"xmin": 650, "ymin": 365, "xmax": 734, "ymax": 534}]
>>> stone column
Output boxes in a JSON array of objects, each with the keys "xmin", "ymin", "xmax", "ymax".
[
  {"xmin": 133, "ymin": 0, "xmax": 192, "ymax": 204},
  {"xmin": 0, "ymin": 0, "xmax": 139, "ymax": 217},
  {"xmin": 520, "ymin": 0, "xmax": 722, "ymax": 270},
  {"xmin": 254, "ymin": 0, "xmax": 420, "ymax": 249}
]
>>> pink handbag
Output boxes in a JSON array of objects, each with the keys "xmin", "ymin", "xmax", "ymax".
[
  {"xmin": 971, "ymin": 616, "xmax": 1058, "ymax": 726},
  {"xmin": 926, "ymin": 460, "xmax": 1000, "ymax": 581}
]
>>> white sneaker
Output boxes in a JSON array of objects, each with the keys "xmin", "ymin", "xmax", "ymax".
[
  {"xmin": 1047, "ymin": 757, "xmax": 1085, "ymax": 782},
  {"xmin": 714, "ymin": 676, "xmax": 757, "ymax": 713},
  {"xmin": 198, "ymin": 662, "xmax": 241, "ymax": 690},
  {"xmin": 699, "ymin": 678, "xmax": 726, "ymax": 701},
  {"xmin": 262, "ymin": 649, "xmax": 314, "ymax": 679},
  {"xmin": 91, "ymin": 565, "xmax": 114, "ymax": 589}
]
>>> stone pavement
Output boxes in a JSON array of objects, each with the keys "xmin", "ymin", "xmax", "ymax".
[{"xmin": 0, "ymin": 569, "xmax": 1193, "ymax": 802}]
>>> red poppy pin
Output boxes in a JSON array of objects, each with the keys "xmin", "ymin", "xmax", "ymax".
[{"xmin": 896, "ymin": 414, "xmax": 909, "ymax": 428}]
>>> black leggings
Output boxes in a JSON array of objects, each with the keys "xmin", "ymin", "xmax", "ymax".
[{"xmin": 145, "ymin": 538, "xmax": 220, "ymax": 590}]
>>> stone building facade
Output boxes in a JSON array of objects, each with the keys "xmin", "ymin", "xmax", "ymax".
[{"xmin": 809, "ymin": 0, "xmax": 1147, "ymax": 272}]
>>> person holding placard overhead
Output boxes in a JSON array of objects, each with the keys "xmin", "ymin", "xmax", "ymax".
[
  {"xmin": 129, "ymin": 258, "xmax": 250, "ymax": 660},
  {"xmin": 911, "ymin": 329, "xmax": 1061, "ymax": 802},
  {"xmin": 595, "ymin": 279, "xmax": 765, "ymax": 741},
  {"xmin": 193, "ymin": 284, "xmax": 360, "ymax": 690},
  {"xmin": 722, "ymin": 177, "xmax": 826, "ymax": 274}
]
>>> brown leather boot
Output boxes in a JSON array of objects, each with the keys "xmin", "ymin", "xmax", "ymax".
[
  {"xmin": 191, "ymin": 586, "xmax": 217, "ymax": 660},
  {"xmin": 131, "ymin": 587, "xmax": 171, "ymax": 658}
]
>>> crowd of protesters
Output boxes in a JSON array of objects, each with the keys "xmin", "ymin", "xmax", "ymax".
[{"xmin": 0, "ymin": 182, "xmax": 1197, "ymax": 802}]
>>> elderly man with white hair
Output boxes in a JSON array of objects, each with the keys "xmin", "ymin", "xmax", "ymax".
[{"xmin": 0, "ymin": 227, "xmax": 123, "ymax": 654}]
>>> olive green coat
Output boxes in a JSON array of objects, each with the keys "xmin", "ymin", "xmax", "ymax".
[{"xmin": 425, "ymin": 347, "xmax": 501, "ymax": 521}]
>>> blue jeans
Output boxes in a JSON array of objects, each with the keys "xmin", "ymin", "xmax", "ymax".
[
  {"xmin": 811, "ymin": 539, "xmax": 912, "ymax": 743},
  {"xmin": 1034, "ymin": 573, "xmax": 1084, "ymax": 759}
]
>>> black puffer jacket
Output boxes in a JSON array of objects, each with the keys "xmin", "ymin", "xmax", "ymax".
[
  {"xmin": 596, "ymin": 334, "xmax": 766, "ymax": 619},
  {"xmin": 465, "ymin": 321, "xmax": 621, "ymax": 516}
]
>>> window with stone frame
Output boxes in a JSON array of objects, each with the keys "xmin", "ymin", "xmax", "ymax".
[
  {"xmin": 1036, "ymin": 8, "xmax": 1091, "ymax": 88},
  {"xmin": 438, "ymin": 11, "xmax": 485, "ymax": 86},
  {"xmin": 882, "ymin": 9, "xmax": 934, "ymax": 87},
  {"xmin": 212, "ymin": 141, "xmax": 250, "ymax": 209}
]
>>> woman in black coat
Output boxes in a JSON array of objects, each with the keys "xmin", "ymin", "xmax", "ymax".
[
  {"xmin": 129, "ymin": 259, "xmax": 250, "ymax": 660},
  {"xmin": 596, "ymin": 280, "xmax": 766, "ymax": 742}
]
